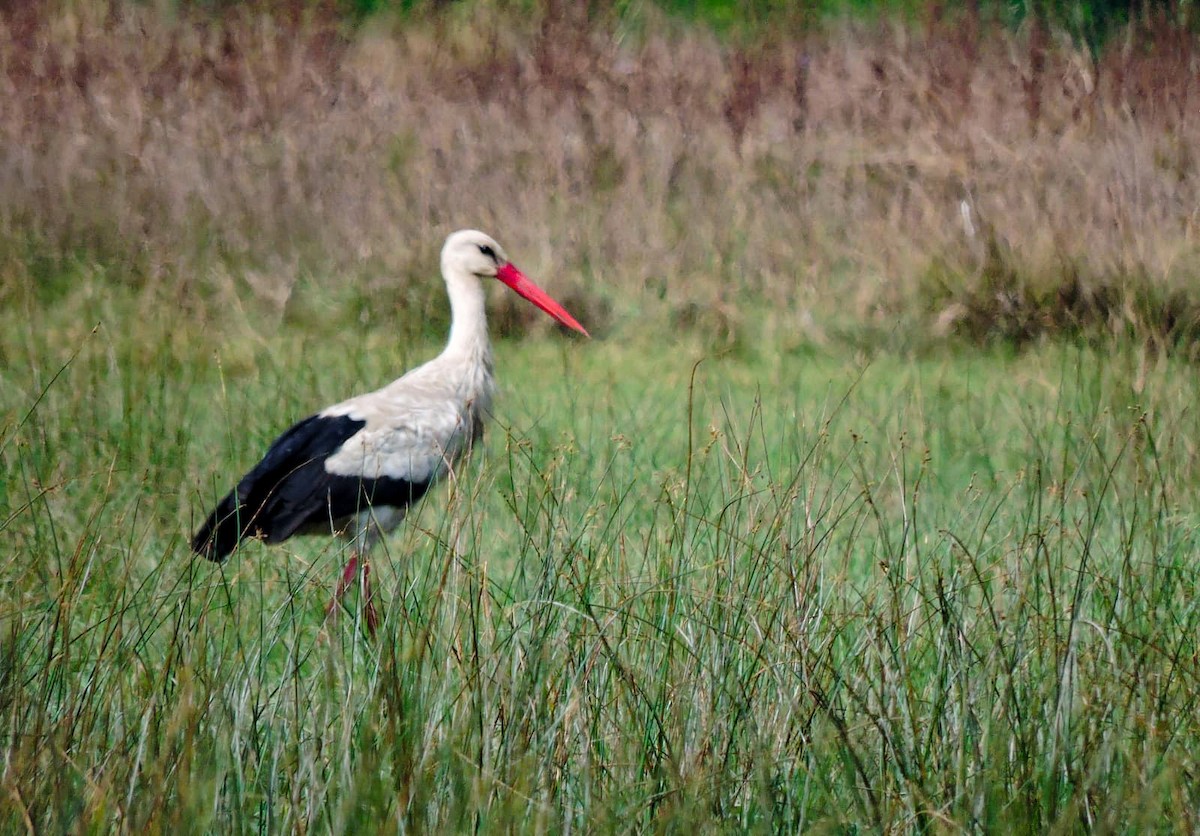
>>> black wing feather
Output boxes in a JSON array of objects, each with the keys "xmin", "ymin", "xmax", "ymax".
[{"xmin": 192, "ymin": 415, "xmax": 365, "ymax": 561}]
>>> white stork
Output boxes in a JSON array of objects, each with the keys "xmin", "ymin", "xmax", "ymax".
[{"xmin": 192, "ymin": 230, "xmax": 589, "ymax": 632}]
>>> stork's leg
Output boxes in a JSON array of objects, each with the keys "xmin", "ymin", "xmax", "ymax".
[
  {"xmin": 361, "ymin": 559, "xmax": 379, "ymax": 636},
  {"xmin": 326, "ymin": 552, "xmax": 361, "ymax": 617},
  {"xmin": 325, "ymin": 551, "xmax": 379, "ymax": 637}
]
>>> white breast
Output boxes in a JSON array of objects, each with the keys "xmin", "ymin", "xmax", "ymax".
[{"xmin": 319, "ymin": 354, "xmax": 493, "ymax": 486}]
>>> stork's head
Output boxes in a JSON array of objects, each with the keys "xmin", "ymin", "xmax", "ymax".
[
  {"xmin": 441, "ymin": 229, "xmax": 589, "ymax": 337},
  {"xmin": 441, "ymin": 229, "xmax": 510, "ymax": 280}
]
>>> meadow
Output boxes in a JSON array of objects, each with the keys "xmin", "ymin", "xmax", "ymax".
[
  {"xmin": 8, "ymin": 290, "xmax": 1200, "ymax": 830},
  {"xmin": 4, "ymin": 0, "xmax": 1200, "ymax": 832}
]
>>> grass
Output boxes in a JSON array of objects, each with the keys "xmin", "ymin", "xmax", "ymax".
[
  {"xmin": 5, "ymin": 1, "xmax": 1200, "ymax": 829},
  {"xmin": 5, "ymin": 285, "xmax": 1200, "ymax": 830},
  {"xmin": 2, "ymin": 2, "xmax": 1199, "ymax": 349}
]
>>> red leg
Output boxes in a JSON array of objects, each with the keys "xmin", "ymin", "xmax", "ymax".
[
  {"xmin": 362, "ymin": 560, "xmax": 379, "ymax": 636},
  {"xmin": 325, "ymin": 553, "xmax": 360, "ymax": 619},
  {"xmin": 325, "ymin": 552, "xmax": 379, "ymax": 637}
]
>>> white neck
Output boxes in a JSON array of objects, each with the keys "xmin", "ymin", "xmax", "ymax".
[
  {"xmin": 436, "ymin": 269, "xmax": 495, "ymax": 424},
  {"xmin": 443, "ymin": 269, "xmax": 490, "ymax": 361}
]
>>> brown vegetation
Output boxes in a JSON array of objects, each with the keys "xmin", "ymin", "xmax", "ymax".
[{"xmin": 1, "ymin": 2, "xmax": 1197, "ymax": 348}]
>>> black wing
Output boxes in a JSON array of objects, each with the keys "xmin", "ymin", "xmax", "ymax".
[
  {"xmin": 193, "ymin": 414, "xmax": 435, "ymax": 562},
  {"xmin": 192, "ymin": 414, "xmax": 363, "ymax": 561}
]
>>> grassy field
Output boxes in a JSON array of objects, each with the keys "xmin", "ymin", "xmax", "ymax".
[
  {"xmin": 5, "ymin": 1, "xmax": 1200, "ymax": 831},
  {"xmin": 5, "ymin": 283, "xmax": 1200, "ymax": 830}
]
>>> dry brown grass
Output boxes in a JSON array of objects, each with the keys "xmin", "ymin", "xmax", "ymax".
[{"xmin": 1, "ymin": 2, "xmax": 1197, "ymax": 347}]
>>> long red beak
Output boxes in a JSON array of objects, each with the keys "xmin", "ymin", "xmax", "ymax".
[{"xmin": 496, "ymin": 263, "xmax": 590, "ymax": 337}]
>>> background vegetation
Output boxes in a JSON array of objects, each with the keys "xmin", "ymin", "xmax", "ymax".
[
  {"xmin": 4, "ymin": 0, "xmax": 1200, "ymax": 831},
  {"xmin": 2, "ymin": 0, "xmax": 1198, "ymax": 350}
]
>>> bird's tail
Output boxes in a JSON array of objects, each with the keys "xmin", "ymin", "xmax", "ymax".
[{"xmin": 192, "ymin": 490, "xmax": 248, "ymax": 562}]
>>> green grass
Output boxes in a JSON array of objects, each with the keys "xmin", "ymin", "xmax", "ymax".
[{"xmin": 5, "ymin": 289, "xmax": 1200, "ymax": 831}]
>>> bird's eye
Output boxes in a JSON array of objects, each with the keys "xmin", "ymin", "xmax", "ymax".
[{"xmin": 478, "ymin": 244, "xmax": 496, "ymax": 261}]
